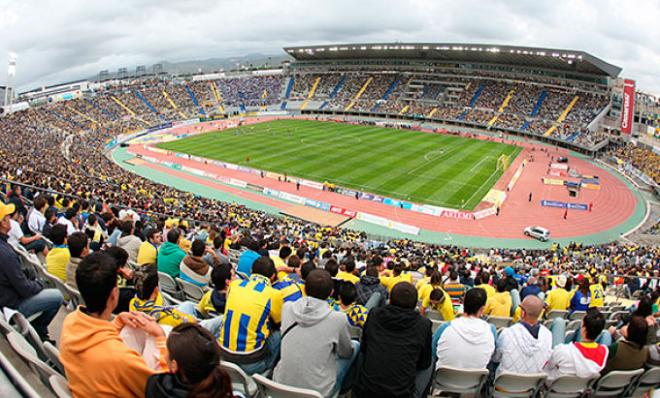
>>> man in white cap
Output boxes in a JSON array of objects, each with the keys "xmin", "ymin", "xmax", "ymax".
[
  {"xmin": 545, "ymin": 274, "xmax": 571, "ymax": 312},
  {"xmin": 0, "ymin": 201, "xmax": 64, "ymax": 341}
]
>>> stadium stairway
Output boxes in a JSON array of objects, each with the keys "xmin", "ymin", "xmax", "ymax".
[
  {"xmin": 209, "ymin": 82, "xmax": 226, "ymax": 114},
  {"xmin": 371, "ymin": 77, "xmax": 400, "ymax": 112},
  {"xmin": 135, "ymin": 90, "xmax": 164, "ymax": 120},
  {"xmin": 300, "ymin": 76, "xmax": 321, "ymax": 111},
  {"xmin": 86, "ymin": 98, "xmax": 118, "ymax": 121},
  {"xmin": 185, "ymin": 85, "xmax": 206, "ymax": 116},
  {"xmin": 110, "ymin": 95, "xmax": 136, "ymax": 117},
  {"xmin": 468, "ymin": 83, "xmax": 484, "ymax": 107},
  {"xmin": 530, "ymin": 89, "xmax": 548, "ymax": 117},
  {"xmin": 487, "ymin": 89, "xmax": 516, "ymax": 127},
  {"xmin": 162, "ymin": 90, "xmax": 187, "ymax": 119},
  {"xmin": 66, "ymin": 105, "xmax": 98, "ymax": 125},
  {"xmin": 280, "ymin": 76, "xmax": 295, "ymax": 110},
  {"xmin": 319, "ymin": 75, "xmax": 346, "ymax": 110},
  {"xmin": 344, "ymin": 76, "xmax": 373, "ymax": 111},
  {"xmin": 544, "ymin": 95, "xmax": 580, "ymax": 137}
]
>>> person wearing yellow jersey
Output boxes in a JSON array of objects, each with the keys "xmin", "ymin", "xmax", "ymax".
[
  {"xmin": 137, "ymin": 228, "xmax": 161, "ymax": 266},
  {"xmin": 589, "ymin": 280, "xmax": 605, "ymax": 308},
  {"xmin": 380, "ymin": 264, "xmax": 413, "ymax": 293},
  {"xmin": 129, "ymin": 266, "xmax": 223, "ymax": 335},
  {"xmin": 270, "ymin": 246, "xmax": 291, "ymax": 271},
  {"xmin": 418, "ymin": 271, "xmax": 443, "ymax": 302},
  {"xmin": 484, "ymin": 279, "xmax": 512, "ymax": 318},
  {"xmin": 46, "ymin": 224, "xmax": 70, "ymax": 282},
  {"xmin": 474, "ymin": 271, "xmax": 496, "ymax": 299},
  {"xmin": 219, "ymin": 257, "xmax": 283, "ymax": 375},
  {"xmin": 420, "ymin": 287, "xmax": 455, "ymax": 321},
  {"xmin": 545, "ymin": 275, "xmax": 572, "ymax": 312},
  {"xmin": 415, "ymin": 267, "xmax": 434, "ymax": 291},
  {"xmin": 336, "ymin": 258, "xmax": 360, "ymax": 284},
  {"xmin": 197, "ymin": 263, "xmax": 234, "ymax": 317}
]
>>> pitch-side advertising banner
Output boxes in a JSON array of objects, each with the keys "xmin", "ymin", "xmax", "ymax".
[{"xmin": 620, "ymin": 79, "xmax": 635, "ymax": 135}]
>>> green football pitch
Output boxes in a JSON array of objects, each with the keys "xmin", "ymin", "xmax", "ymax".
[{"xmin": 157, "ymin": 119, "xmax": 521, "ymax": 210}]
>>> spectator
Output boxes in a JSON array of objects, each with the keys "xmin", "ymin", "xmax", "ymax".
[
  {"xmin": 236, "ymin": 237, "xmax": 261, "ymax": 276},
  {"xmin": 354, "ymin": 282, "xmax": 432, "ymax": 398},
  {"xmin": 219, "ymin": 256, "xmax": 283, "ymax": 375},
  {"xmin": 420, "ymin": 288, "xmax": 455, "ymax": 321},
  {"xmin": 274, "ymin": 270, "xmax": 358, "ymax": 397},
  {"xmin": 544, "ymin": 308, "xmax": 608, "ymax": 383},
  {"xmin": 589, "ymin": 279, "xmax": 605, "ymax": 308},
  {"xmin": 520, "ymin": 276, "xmax": 542, "ymax": 300},
  {"xmin": 157, "ymin": 228, "xmax": 186, "ymax": 279},
  {"xmin": 197, "ymin": 263, "xmax": 234, "ymax": 317},
  {"xmin": 46, "ymin": 224, "xmax": 70, "ymax": 281},
  {"xmin": 117, "ymin": 220, "xmax": 142, "ymax": 263},
  {"xmin": 42, "ymin": 208, "xmax": 57, "ymax": 240},
  {"xmin": 60, "ymin": 251, "xmax": 167, "ymax": 397},
  {"xmin": 272, "ymin": 262, "xmax": 304, "ymax": 303},
  {"xmin": 356, "ymin": 266, "xmax": 388, "ymax": 309},
  {"xmin": 179, "ymin": 239, "xmax": 213, "ymax": 288},
  {"xmin": 570, "ymin": 278, "xmax": 591, "ymax": 313},
  {"xmin": 443, "ymin": 270, "xmax": 466, "ymax": 305},
  {"xmin": 484, "ymin": 278, "xmax": 513, "ymax": 318},
  {"xmin": 602, "ymin": 315, "xmax": 649, "ymax": 373},
  {"xmin": 337, "ymin": 258, "xmax": 360, "ymax": 284},
  {"xmin": 545, "ymin": 275, "xmax": 571, "ymax": 312},
  {"xmin": 333, "ymin": 281, "xmax": 369, "ymax": 328},
  {"xmin": 137, "ymin": 227, "xmax": 161, "ymax": 266},
  {"xmin": 270, "ymin": 245, "xmax": 291, "ymax": 270},
  {"xmin": 434, "ymin": 288, "xmax": 495, "ymax": 369},
  {"xmin": 145, "ymin": 323, "xmax": 236, "ymax": 398},
  {"xmin": 27, "ymin": 196, "xmax": 48, "ymax": 234},
  {"xmin": 57, "ymin": 207, "xmax": 79, "ymax": 235},
  {"xmin": 205, "ymin": 235, "xmax": 231, "ymax": 267},
  {"xmin": 8, "ymin": 209, "xmax": 47, "ymax": 255},
  {"xmin": 0, "ymin": 201, "xmax": 63, "ymax": 341},
  {"xmin": 492, "ymin": 295, "xmax": 552, "ymax": 375},
  {"xmin": 65, "ymin": 232, "xmax": 90, "ymax": 290}
]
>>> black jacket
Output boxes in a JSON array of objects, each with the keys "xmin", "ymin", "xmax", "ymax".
[
  {"xmin": 0, "ymin": 234, "xmax": 42, "ymax": 309},
  {"xmin": 145, "ymin": 373, "xmax": 189, "ymax": 398},
  {"xmin": 354, "ymin": 304, "xmax": 432, "ymax": 398}
]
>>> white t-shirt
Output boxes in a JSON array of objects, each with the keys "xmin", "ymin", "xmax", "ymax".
[
  {"xmin": 57, "ymin": 217, "xmax": 76, "ymax": 236},
  {"xmin": 8, "ymin": 219, "xmax": 24, "ymax": 247},
  {"xmin": 27, "ymin": 209, "xmax": 46, "ymax": 234}
]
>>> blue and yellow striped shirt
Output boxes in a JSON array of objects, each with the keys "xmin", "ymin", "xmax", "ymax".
[
  {"xmin": 272, "ymin": 275, "xmax": 303, "ymax": 303},
  {"xmin": 219, "ymin": 274, "xmax": 283, "ymax": 354}
]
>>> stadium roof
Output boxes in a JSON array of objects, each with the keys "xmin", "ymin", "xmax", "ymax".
[{"xmin": 284, "ymin": 43, "xmax": 622, "ymax": 78}]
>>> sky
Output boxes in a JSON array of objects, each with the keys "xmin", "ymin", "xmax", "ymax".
[{"xmin": 0, "ymin": 0, "xmax": 658, "ymax": 93}]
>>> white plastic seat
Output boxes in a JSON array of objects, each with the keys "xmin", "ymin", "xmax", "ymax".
[
  {"xmin": 491, "ymin": 372, "xmax": 546, "ymax": 398},
  {"xmin": 348, "ymin": 326, "xmax": 362, "ymax": 340},
  {"xmin": 487, "ymin": 316, "xmax": 513, "ymax": 329},
  {"xmin": 160, "ymin": 290, "xmax": 183, "ymax": 306},
  {"xmin": 158, "ymin": 271, "xmax": 184, "ymax": 300},
  {"xmin": 426, "ymin": 310, "xmax": 444, "ymax": 321},
  {"xmin": 252, "ymin": 373, "xmax": 323, "ymax": 398},
  {"xmin": 544, "ymin": 375, "xmax": 597, "ymax": 398},
  {"xmin": 220, "ymin": 360, "xmax": 258, "ymax": 397},
  {"xmin": 546, "ymin": 310, "xmax": 569, "ymax": 320},
  {"xmin": 568, "ymin": 311, "xmax": 586, "ymax": 321},
  {"xmin": 176, "ymin": 277, "xmax": 206, "ymax": 301},
  {"xmin": 0, "ymin": 344, "xmax": 42, "ymax": 398},
  {"xmin": 626, "ymin": 367, "xmax": 660, "ymax": 397},
  {"xmin": 430, "ymin": 366, "xmax": 489, "ymax": 396},
  {"xmin": 591, "ymin": 369, "xmax": 644, "ymax": 397},
  {"xmin": 6, "ymin": 331, "xmax": 60, "ymax": 384},
  {"xmin": 609, "ymin": 311, "xmax": 629, "ymax": 320},
  {"xmin": 565, "ymin": 319, "xmax": 582, "ymax": 332},
  {"xmin": 431, "ymin": 319, "xmax": 445, "ymax": 333},
  {"xmin": 49, "ymin": 374, "xmax": 72, "ymax": 398}
]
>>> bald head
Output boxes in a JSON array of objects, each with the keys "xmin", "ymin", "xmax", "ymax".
[{"xmin": 520, "ymin": 295, "xmax": 544, "ymax": 322}]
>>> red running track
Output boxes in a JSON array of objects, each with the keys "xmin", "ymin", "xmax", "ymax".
[{"xmin": 129, "ymin": 140, "xmax": 637, "ymax": 239}]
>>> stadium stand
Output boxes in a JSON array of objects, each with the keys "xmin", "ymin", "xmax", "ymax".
[{"xmin": 0, "ymin": 42, "xmax": 658, "ymax": 397}]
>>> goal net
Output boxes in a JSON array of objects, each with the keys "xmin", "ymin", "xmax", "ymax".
[{"xmin": 496, "ymin": 154, "xmax": 511, "ymax": 171}]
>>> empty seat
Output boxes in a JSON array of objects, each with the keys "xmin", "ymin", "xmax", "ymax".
[
  {"xmin": 176, "ymin": 277, "xmax": 206, "ymax": 301},
  {"xmin": 6, "ymin": 332, "xmax": 60, "ymax": 384},
  {"xmin": 626, "ymin": 367, "xmax": 660, "ymax": 397},
  {"xmin": 426, "ymin": 310, "xmax": 444, "ymax": 321},
  {"xmin": 591, "ymin": 369, "xmax": 644, "ymax": 397},
  {"xmin": 252, "ymin": 373, "xmax": 323, "ymax": 398},
  {"xmin": 568, "ymin": 311, "xmax": 586, "ymax": 321},
  {"xmin": 546, "ymin": 310, "xmax": 569, "ymax": 320},
  {"xmin": 49, "ymin": 374, "xmax": 72, "ymax": 398},
  {"xmin": 487, "ymin": 316, "xmax": 513, "ymax": 329},
  {"xmin": 158, "ymin": 271, "xmax": 184, "ymax": 300}
]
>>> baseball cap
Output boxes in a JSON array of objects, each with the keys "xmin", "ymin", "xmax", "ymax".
[{"xmin": 0, "ymin": 202, "xmax": 15, "ymax": 219}]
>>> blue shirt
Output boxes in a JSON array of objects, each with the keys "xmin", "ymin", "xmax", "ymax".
[
  {"xmin": 237, "ymin": 250, "xmax": 261, "ymax": 277},
  {"xmin": 0, "ymin": 234, "xmax": 43, "ymax": 309},
  {"xmin": 570, "ymin": 289, "xmax": 591, "ymax": 312}
]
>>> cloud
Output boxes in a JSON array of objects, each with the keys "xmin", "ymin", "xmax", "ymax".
[{"xmin": 0, "ymin": 0, "xmax": 657, "ymax": 93}]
